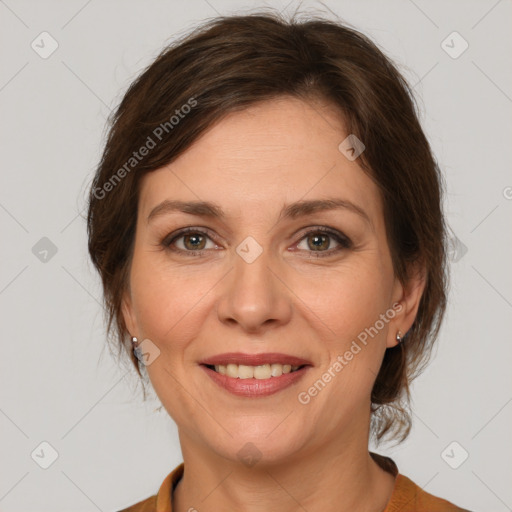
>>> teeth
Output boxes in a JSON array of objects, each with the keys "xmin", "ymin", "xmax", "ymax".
[
  {"xmin": 254, "ymin": 364, "xmax": 271, "ymax": 379},
  {"xmin": 238, "ymin": 365, "xmax": 254, "ymax": 379},
  {"xmin": 213, "ymin": 363, "xmax": 301, "ymax": 379},
  {"xmin": 226, "ymin": 364, "xmax": 238, "ymax": 378},
  {"xmin": 270, "ymin": 363, "xmax": 283, "ymax": 377}
]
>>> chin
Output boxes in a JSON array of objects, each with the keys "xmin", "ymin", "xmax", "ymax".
[{"xmin": 206, "ymin": 423, "xmax": 309, "ymax": 469}]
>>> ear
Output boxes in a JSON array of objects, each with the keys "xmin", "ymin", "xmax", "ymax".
[
  {"xmin": 386, "ymin": 261, "xmax": 427, "ymax": 348},
  {"xmin": 121, "ymin": 287, "xmax": 138, "ymax": 337}
]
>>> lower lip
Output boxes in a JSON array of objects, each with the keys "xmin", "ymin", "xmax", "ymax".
[{"xmin": 201, "ymin": 365, "xmax": 310, "ymax": 397}]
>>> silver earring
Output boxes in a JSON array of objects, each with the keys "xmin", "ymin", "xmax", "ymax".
[
  {"xmin": 396, "ymin": 330, "xmax": 403, "ymax": 344},
  {"xmin": 131, "ymin": 336, "xmax": 138, "ymax": 344}
]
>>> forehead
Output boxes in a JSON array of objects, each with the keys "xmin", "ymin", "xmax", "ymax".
[{"xmin": 138, "ymin": 97, "xmax": 382, "ymax": 228}]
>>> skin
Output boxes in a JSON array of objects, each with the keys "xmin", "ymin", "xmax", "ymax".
[{"xmin": 122, "ymin": 96, "xmax": 426, "ymax": 512}]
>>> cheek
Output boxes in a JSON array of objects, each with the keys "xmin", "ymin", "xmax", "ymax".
[
  {"xmin": 295, "ymin": 258, "xmax": 392, "ymax": 344},
  {"xmin": 130, "ymin": 256, "xmax": 216, "ymax": 349}
]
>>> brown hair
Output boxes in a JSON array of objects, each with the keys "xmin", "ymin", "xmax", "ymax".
[{"xmin": 87, "ymin": 10, "xmax": 449, "ymax": 445}]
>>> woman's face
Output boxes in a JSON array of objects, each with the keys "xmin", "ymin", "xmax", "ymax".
[{"xmin": 122, "ymin": 96, "xmax": 424, "ymax": 466}]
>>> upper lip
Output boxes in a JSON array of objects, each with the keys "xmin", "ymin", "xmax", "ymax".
[{"xmin": 200, "ymin": 352, "xmax": 313, "ymax": 367}]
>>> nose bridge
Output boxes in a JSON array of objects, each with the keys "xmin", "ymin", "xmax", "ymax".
[{"xmin": 216, "ymin": 238, "xmax": 292, "ymax": 331}]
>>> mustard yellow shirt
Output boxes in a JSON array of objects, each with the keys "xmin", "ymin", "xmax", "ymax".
[{"xmin": 118, "ymin": 452, "xmax": 471, "ymax": 512}]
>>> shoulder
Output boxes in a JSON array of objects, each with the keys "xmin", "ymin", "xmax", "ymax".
[
  {"xmin": 386, "ymin": 473, "xmax": 473, "ymax": 512},
  {"xmin": 117, "ymin": 494, "xmax": 157, "ymax": 512},
  {"xmin": 116, "ymin": 463, "xmax": 183, "ymax": 512},
  {"xmin": 370, "ymin": 452, "xmax": 472, "ymax": 512}
]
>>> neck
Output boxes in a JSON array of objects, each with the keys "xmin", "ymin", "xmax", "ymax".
[{"xmin": 172, "ymin": 423, "xmax": 396, "ymax": 512}]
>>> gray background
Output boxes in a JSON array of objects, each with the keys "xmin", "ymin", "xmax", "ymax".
[{"xmin": 1, "ymin": 0, "xmax": 511, "ymax": 511}]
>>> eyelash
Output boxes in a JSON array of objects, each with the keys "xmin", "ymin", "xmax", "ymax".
[{"xmin": 161, "ymin": 226, "xmax": 352, "ymax": 258}]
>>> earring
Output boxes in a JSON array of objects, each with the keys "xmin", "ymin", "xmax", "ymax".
[
  {"xmin": 396, "ymin": 330, "xmax": 403, "ymax": 344},
  {"xmin": 131, "ymin": 336, "xmax": 138, "ymax": 344}
]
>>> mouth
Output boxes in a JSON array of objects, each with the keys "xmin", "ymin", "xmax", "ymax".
[
  {"xmin": 199, "ymin": 352, "xmax": 312, "ymax": 397},
  {"xmin": 203, "ymin": 362, "xmax": 306, "ymax": 379}
]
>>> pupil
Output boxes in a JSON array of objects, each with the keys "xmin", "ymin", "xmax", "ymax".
[
  {"xmin": 310, "ymin": 234, "xmax": 328, "ymax": 251},
  {"xmin": 186, "ymin": 234, "xmax": 204, "ymax": 250}
]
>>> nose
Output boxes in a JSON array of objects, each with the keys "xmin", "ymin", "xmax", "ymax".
[{"xmin": 216, "ymin": 247, "xmax": 293, "ymax": 334}]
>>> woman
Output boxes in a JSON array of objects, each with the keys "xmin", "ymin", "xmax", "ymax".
[{"xmin": 87, "ymin": 11, "xmax": 472, "ymax": 512}]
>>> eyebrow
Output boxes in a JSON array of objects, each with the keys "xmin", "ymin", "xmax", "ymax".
[{"xmin": 147, "ymin": 197, "xmax": 372, "ymax": 227}]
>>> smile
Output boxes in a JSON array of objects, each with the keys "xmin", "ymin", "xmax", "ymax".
[
  {"xmin": 208, "ymin": 363, "xmax": 303, "ymax": 379},
  {"xmin": 200, "ymin": 352, "xmax": 312, "ymax": 397}
]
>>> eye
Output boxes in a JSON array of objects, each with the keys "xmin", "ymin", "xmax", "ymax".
[
  {"xmin": 295, "ymin": 227, "xmax": 352, "ymax": 258},
  {"xmin": 162, "ymin": 226, "xmax": 352, "ymax": 258},
  {"xmin": 162, "ymin": 227, "xmax": 219, "ymax": 256}
]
